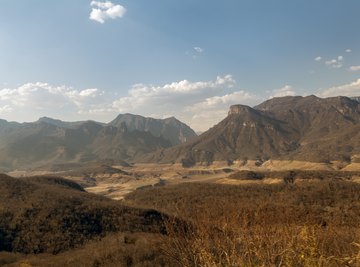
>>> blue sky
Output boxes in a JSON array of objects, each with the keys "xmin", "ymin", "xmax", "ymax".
[{"xmin": 1, "ymin": 0, "xmax": 360, "ymax": 131}]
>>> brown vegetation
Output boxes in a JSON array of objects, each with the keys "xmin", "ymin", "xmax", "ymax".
[
  {"xmin": 3, "ymin": 172, "xmax": 360, "ymax": 266},
  {"xmin": 229, "ymin": 169, "xmax": 360, "ymax": 182},
  {"xmin": 125, "ymin": 179, "xmax": 360, "ymax": 266},
  {"xmin": 0, "ymin": 174, "xmax": 167, "ymax": 254},
  {"xmin": 0, "ymin": 233, "xmax": 174, "ymax": 267}
]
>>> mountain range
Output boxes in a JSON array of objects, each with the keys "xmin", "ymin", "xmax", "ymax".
[
  {"xmin": 143, "ymin": 95, "xmax": 360, "ymax": 166},
  {"xmin": 0, "ymin": 114, "xmax": 197, "ymax": 171},
  {"xmin": 1, "ymin": 95, "xmax": 359, "ymax": 171}
]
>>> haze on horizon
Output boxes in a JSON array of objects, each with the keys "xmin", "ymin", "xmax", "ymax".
[{"xmin": 1, "ymin": 0, "xmax": 360, "ymax": 131}]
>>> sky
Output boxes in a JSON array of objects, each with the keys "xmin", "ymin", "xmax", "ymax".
[{"xmin": 1, "ymin": 0, "xmax": 360, "ymax": 131}]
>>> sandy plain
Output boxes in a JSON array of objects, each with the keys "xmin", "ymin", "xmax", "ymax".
[{"xmin": 7, "ymin": 159, "xmax": 360, "ymax": 200}]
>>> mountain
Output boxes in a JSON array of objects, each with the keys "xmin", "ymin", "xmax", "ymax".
[
  {"xmin": 143, "ymin": 95, "xmax": 360, "ymax": 166},
  {"xmin": 89, "ymin": 123, "xmax": 171, "ymax": 161},
  {"xmin": 255, "ymin": 95, "xmax": 360, "ymax": 162},
  {"xmin": 0, "ymin": 120, "xmax": 102, "ymax": 171},
  {"xmin": 0, "ymin": 116, "xmax": 176, "ymax": 171},
  {"xmin": 36, "ymin": 117, "xmax": 100, "ymax": 129},
  {"xmin": 109, "ymin": 113, "xmax": 197, "ymax": 145},
  {"xmin": 2, "ymin": 96, "xmax": 358, "ymax": 169}
]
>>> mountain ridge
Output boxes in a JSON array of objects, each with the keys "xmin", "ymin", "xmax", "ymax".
[
  {"xmin": 141, "ymin": 95, "xmax": 360, "ymax": 166},
  {"xmin": 0, "ymin": 113, "xmax": 193, "ymax": 171},
  {"xmin": 1, "ymin": 95, "xmax": 360, "ymax": 170}
]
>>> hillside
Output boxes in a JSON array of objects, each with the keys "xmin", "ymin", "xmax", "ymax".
[
  {"xmin": 255, "ymin": 95, "xmax": 360, "ymax": 161},
  {"xmin": 0, "ymin": 174, "xmax": 167, "ymax": 254},
  {"xmin": 90, "ymin": 123, "xmax": 172, "ymax": 161},
  {"xmin": 143, "ymin": 95, "xmax": 360, "ymax": 166}
]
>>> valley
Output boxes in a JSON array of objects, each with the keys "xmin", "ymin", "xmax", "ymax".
[
  {"xmin": 2, "ymin": 167, "xmax": 360, "ymax": 266},
  {"xmin": 1, "ymin": 95, "xmax": 360, "ymax": 266},
  {"xmin": 3, "ymin": 2, "xmax": 360, "ymax": 265},
  {"xmin": 7, "ymin": 160, "xmax": 360, "ymax": 201}
]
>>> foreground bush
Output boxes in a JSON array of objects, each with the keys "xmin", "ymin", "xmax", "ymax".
[{"xmin": 126, "ymin": 180, "xmax": 360, "ymax": 266}]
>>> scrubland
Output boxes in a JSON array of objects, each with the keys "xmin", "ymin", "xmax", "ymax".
[
  {"xmin": 125, "ymin": 174, "xmax": 360, "ymax": 267},
  {"xmin": 2, "ymin": 171, "xmax": 360, "ymax": 266}
]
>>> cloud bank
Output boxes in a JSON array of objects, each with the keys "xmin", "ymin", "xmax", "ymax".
[
  {"xmin": 318, "ymin": 79, "xmax": 360, "ymax": 97},
  {"xmin": 1, "ymin": 76, "xmax": 359, "ymax": 131},
  {"xmin": 270, "ymin": 85, "xmax": 296, "ymax": 98},
  {"xmin": 0, "ymin": 82, "xmax": 107, "ymax": 121},
  {"xmin": 90, "ymin": 1, "xmax": 126, "ymax": 24},
  {"xmin": 111, "ymin": 75, "xmax": 246, "ymax": 130},
  {"xmin": 0, "ymin": 76, "xmax": 252, "ymax": 131},
  {"xmin": 349, "ymin": 66, "xmax": 360, "ymax": 72}
]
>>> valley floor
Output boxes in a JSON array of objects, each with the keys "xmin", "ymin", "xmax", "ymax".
[
  {"xmin": 13, "ymin": 160, "xmax": 358, "ymax": 200},
  {"xmin": 3, "ymin": 161, "xmax": 360, "ymax": 266}
]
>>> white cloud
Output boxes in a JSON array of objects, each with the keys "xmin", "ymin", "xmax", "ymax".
[
  {"xmin": 0, "ymin": 82, "xmax": 108, "ymax": 121},
  {"xmin": 190, "ymin": 109, "xmax": 229, "ymax": 129},
  {"xmin": 0, "ymin": 75, "xmax": 275, "ymax": 131},
  {"xmin": 112, "ymin": 75, "xmax": 236, "ymax": 112},
  {"xmin": 318, "ymin": 79, "xmax": 360, "ymax": 97},
  {"xmin": 325, "ymin": 56, "xmax": 344, "ymax": 69},
  {"xmin": 194, "ymin": 47, "xmax": 204, "ymax": 53},
  {"xmin": 90, "ymin": 1, "xmax": 126, "ymax": 24},
  {"xmin": 184, "ymin": 90, "xmax": 259, "ymax": 130},
  {"xmin": 0, "ymin": 105, "xmax": 13, "ymax": 115},
  {"xmin": 270, "ymin": 85, "xmax": 296, "ymax": 98},
  {"xmin": 349, "ymin": 66, "xmax": 360, "ymax": 72},
  {"xmin": 314, "ymin": 56, "xmax": 322, "ymax": 62},
  {"xmin": 0, "ymin": 75, "xmax": 241, "ymax": 132},
  {"xmin": 111, "ymin": 75, "xmax": 260, "ymax": 131},
  {"xmin": 346, "ymin": 49, "xmax": 352, "ymax": 53},
  {"xmin": 186, "ymin": 46, "xmax": 205, "ymax": 58},
  {"xmin": 189, "ymin": 91, "xmax": 256, "ymax": 109}
]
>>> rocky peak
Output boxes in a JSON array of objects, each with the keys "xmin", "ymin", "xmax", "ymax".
[{"xmin": 228, "ymin": 105, "xmax": 254, "ymax": 115}]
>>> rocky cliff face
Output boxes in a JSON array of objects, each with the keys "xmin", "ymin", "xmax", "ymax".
[
  {"xmin": 109, "ymin": 114, "xmax": 197, "ymax": 145},
  {"xmin": 228, "ymin": 105, "xmax": 254, "ymax": 115}
]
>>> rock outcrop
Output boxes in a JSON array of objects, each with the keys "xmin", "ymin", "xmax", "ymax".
[{"xmin": 109, "ymin": 114, "xmax": 197, "ymax": 145}]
